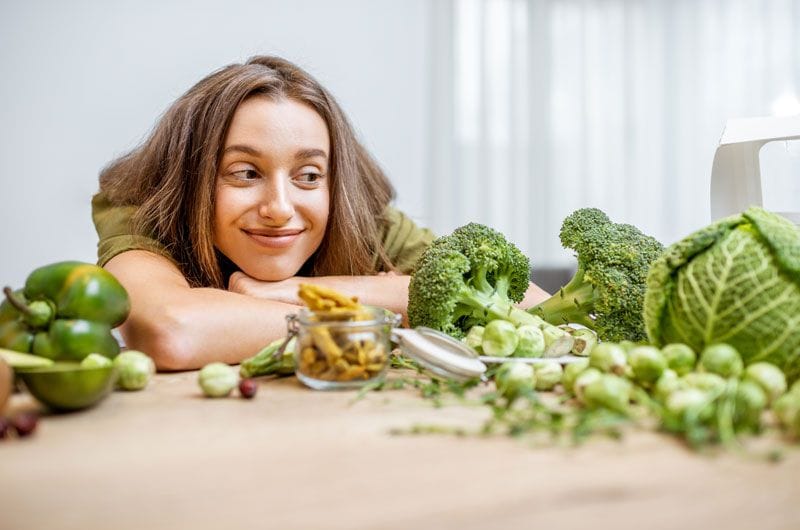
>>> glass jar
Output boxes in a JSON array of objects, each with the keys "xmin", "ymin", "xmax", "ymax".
[{"xmin": 290, "ymin": 306, "xmax": 400, "ymax": 390}]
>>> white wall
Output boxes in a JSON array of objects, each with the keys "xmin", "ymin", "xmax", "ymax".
[{"xmin": 0, "ymin": 0, "xmax": 432, "ymax": 288}]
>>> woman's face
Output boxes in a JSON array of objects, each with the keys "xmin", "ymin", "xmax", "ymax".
[{"xmin": 214, "ymin": 96, "xmax": 331, "ymax": 281}]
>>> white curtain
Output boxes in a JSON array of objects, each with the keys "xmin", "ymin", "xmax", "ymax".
[{"xmin": 427, "ymin": 0, "xmax": 800, "ymax": 268}]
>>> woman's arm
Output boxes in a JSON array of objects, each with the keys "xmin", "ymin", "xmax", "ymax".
[
  {"xmin": 228, "ymin": 272, "xmax": 411, "ymax": 318},
  {"xmin": 104, "ymin": 250, "xmax": 300, "ymax": 371},
  {"xmin": 228, "ymin": 272, "xmax": 550, "ymax": 318}
]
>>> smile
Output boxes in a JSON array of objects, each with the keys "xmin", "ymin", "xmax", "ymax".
[{"xmin": 242, "ymin": 228, "xmax": 304, "ymax": 249}]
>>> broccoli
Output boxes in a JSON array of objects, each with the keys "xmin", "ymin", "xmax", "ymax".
[
  {"xmin": 527, "ymin": 208, "xmax": 664, "ymax": 342},
  {"xmin": 407, "ymin": 223, "xmax": 537, "ymax": 338}
]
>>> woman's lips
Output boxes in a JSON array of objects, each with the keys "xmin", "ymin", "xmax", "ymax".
[{"xmin": 243, "ymin": 229, "xmax": 303, "ymax": 249}]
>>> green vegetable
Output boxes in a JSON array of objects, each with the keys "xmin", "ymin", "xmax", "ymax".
[
  {"xmin": 464, "ymin": 326, "xmax": 485, "ymax": 353},
  {"xmin": 23, "ymin": 261, "xmax": 130, "ymax": 327},
  {"xmin": 644, "ymin": 207, "xmax": 800, "ymax": 382},
  {"xmin": 0, "ymin": 348, "xmax": 54, "ymax": 369},
  {"xmin": 495, "ymin": 362, "xmax": 534, "ymax": 402},
  {"xmin": 32, "ymin": 319, "xmax": 120, "ymax": 361},
  {"xmin": 80, "ymin": 353, "xmax": 113, "ymax": 368},
  {"xmin": 199, "ymin": 362, "xmax": 238, "ymax": 398},
  {"xmin": 239, "ymin": 337, "xmax": 296, "ymax": 378},
  {"xmin": 407, "ymin": 223, "xmax": 537, "ymax": 338},
  {"xmin": 734, "ymin": 380, "xmax": 767, "ymax": 432},
  {"xmin": 533, "ymin": 361, "xmax": 563, "ymax": 391},
  {"xmin": 682, "ymin": 372, "xmax": 726, "ymax": 394},
  {"xmin": 581, "ymin": 374, "xmax": 632, "ymax": 414},
  {"xmin": 773, "ymin": 392, "xmax": 800, "ymax": 438},
  {"xmin": 542, "ymin": 324, "xmax": 574, "ymax": 357},
  {"xmin": 513, "ymin": 325, "xmax": 544, "ymax": 357},
  {"xmin": 569, "ymin": 327, "xmax": 597, "ymax": 356},
  {"xmin": 653, "ymin": 369, "xmax": 684, "ymax": 403},
  {"xmin": 573, "ymin": 367, "xmax": 602, "ymax": 401},
  {"xmin": 699, "ymin": 343, "xmax": 743, "ymax": 378},
  {"xmin": 1, "ymin": 262, "xmax": 129, "ymax": 361},
  {"xmin": 665, "ymin": 388, "xmax": 711, "ymax": 418},
  {"xmin": 527, "ymin": 208, "xmax": 664, "ymax": 342},
  {"xmin": 562, "ymin": 359, "xmax": 590, "ymax": 394},
  {"xmin": 628, "ymin": 345, "xmax": 666, "ymax": 386},
  {"xmin": 0, "ymin": 320, "xmax": 34, "ymax": 353},
  {"xmin": 661, "ymin": 343, "xmax": 696, "ymax": 376},
  {"xmin": 114, "ymin": 350, "xmax": 155, "ymax": 391},
  {"xmin": 589, "ymin": 342, "xmax": 627, "ymax": 375},
  {"xmin": 482, "ymin": 320, "xmax": 518, "ymax": 357},
  {"xmin": 743, "ymin": 362, "xmax": 787, "ymax": 404}
]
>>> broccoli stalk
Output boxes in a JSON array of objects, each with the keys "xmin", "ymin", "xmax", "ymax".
[
  {"xmin": 526, "ymin": 208, "xmax": 664, "ymax": 342},
  {"xmin": 408, "ymin": 223, "xmax": 537, "ymax": 338}
]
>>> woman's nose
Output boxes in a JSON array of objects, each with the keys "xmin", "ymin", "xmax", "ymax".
[{"xmin": 257, "ymin": 178, "xmax": 294, "ymax": 224}]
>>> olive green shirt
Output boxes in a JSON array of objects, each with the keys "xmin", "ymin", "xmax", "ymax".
[{"xmin": 91, "ymin": 193, "xmax": 435, "ymax": 276}]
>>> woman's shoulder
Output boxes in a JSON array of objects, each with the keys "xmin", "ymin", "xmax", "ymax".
[
  {"xmin": 91, "ymin": 192, "xmax": 173, "ymax": 267},
  {"xmin": 379, "ymin": 205, "xmax": 436, "ymax": 274}
]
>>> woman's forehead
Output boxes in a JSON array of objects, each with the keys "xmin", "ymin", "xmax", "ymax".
[{"xmin": 224, "ymin": 96, "xmax": 330, "ymax": 157}]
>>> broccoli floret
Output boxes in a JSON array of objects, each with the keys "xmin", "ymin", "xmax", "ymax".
[
  {"xmin": 527, "ymin": 208, "xmax": 664, "ymax": 342},
  {"xmin": 407, "ymin": 223, "xmax": 537, "ymax": 338}
]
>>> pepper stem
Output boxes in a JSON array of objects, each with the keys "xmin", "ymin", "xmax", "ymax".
[{"xmin": 3, "ymin": 286, "xmax": 34, "ymax": 318}]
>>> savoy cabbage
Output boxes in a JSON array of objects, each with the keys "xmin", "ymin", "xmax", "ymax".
[{"xmin": 644, "ymin": 207, "xmax": 800, "ymax": 382}]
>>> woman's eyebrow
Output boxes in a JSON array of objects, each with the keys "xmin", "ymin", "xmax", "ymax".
[
  {"xmin": 295, "ymin": 148, "xmax": 328, "ymax": 160},
  {"xmin": 222, "ymin": 144, "xmax": 262, "ymax": 157}
]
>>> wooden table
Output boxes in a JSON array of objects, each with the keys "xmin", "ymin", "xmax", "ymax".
[{"xmin": 3, "ymin": 371, "xmax": 799, "ymax": 530}]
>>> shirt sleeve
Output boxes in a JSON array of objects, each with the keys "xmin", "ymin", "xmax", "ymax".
[
  {"xmin": 91, "ymin": 193, "xmax": 173, "ymax": 267},
  {"xmin": 380, "ymin": 206, "xmax": 436, "ymax": 274}
]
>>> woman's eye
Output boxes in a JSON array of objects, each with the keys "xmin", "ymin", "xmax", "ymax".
[
  {"xmin": 295, "ymin": 172, "xmax": 324, "ymax": 185},
  {"xmin": 232, "ymin": 169, "xmax": 260, "ymax": 180}
]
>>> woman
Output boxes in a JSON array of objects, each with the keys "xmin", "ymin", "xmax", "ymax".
[{"xmin": 94, "ymin": 55, "xmax": 547, "ymax": 370}]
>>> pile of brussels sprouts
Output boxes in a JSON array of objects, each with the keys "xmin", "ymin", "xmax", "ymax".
[
  {"xmin": 465, "ymin": 315, "xmax": 596, "ymax": 359},
  {"xmin": 489, "ymin": 338, "xmax": 800, "ymax": 450}
]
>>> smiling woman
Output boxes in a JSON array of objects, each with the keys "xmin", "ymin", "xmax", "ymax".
[{"xmin": 91, "ymin": 56, "xmax": 446, "ymax": 370}]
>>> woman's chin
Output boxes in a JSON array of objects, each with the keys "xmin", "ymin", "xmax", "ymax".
[{"xmin": 238, "ymin": 261, "xmax": 302, "ymax": 282}]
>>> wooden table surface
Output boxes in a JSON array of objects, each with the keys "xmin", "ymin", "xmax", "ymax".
[{"xmin": 3, "ymin": 370, "xmax": 800, "ymax": 530}]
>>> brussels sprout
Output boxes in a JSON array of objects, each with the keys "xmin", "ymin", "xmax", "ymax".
[
  {"xmin": 482, "ymin": 320, "xmax": 519, "ymax": 357},
  {"xmin": 542, "ymin": 324, "xmax": 575, "ymax": 357},
  {"xmin": 80, "ymin": 352, "xmax": 113, "ymax": 368},
  {"xmin": 699, "ymin": 343, "xmax": 743, "ymax": 378},
  {"xmin": 628, "ymin": 346, "xmax": 667, "ymax": 386},
  {"xmin": 573, "ymin": 367, "xmax": 602, "ymax": 401},
  {"xmin": 666, "ymin": 388, "xmax": 711, "ymax": 417},
  {"xmin": 534, "ymin": 361, "xmax": 563, "ymax": 391},
  {"xmin": 589, "ymin": 342, "xmax": 627, "ymax": 375},
  {"xmin": 114, "ymin": 350, "xmax": 155, "ymax": 391},
  {"xmin": 494, "ymin": 362, "xmax": 534, "ymax": 402},
  {"xmin": 654, "ymin": 369, "xmax": 685, "ymax": 403},
  {"xmin": 661, "ymin": 343, "xmax": 696, "ymax": 376},
  {"xmin": 570, "ymin": 328, "xmax": 597, "ymax": 357},
  {"xmin": 618, "ymin": 340, "xmax": 637, "ymax": 353},
  {"xmin": 743, "ymin": 362, "xmax": 787, "ymax": 404},
  {"xmin": 562, "ymin": 359, "xmax": 590, "ymax": 395},
  {"xmin": 773, "ymin": 392, "xmax": 800, "ymax": 438},
  {"xmin": 682, "ymin": 372, "xmax": 726, "ymax": 395},
  {"xmin": 734, "ymin": 380, "xmax": 767, "ymax": 431},
  {"xmin": 465, "ymin": 325, "xmax": 485, "ymax": 353},
  {"xmin": 198, "ymin": 362, "xmax": 238, "ymax": 398},
  {"xmin": 581, "ymin": 374, "xmax": 632, "ymax": 414},
  {"xmin": 514, "ymin": 325, "xmax": 545, "ymax": 358},
  {"xmin": 540, "ymin": 326, "xmax": 567, "ymax": 357}
]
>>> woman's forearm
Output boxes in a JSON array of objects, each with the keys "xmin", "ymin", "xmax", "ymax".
[{"xmin": 106, "ymin": 251, "xmax": 300, "ymax": 371}]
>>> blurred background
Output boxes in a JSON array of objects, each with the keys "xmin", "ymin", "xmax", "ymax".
[{"xmin": 1, "ymin": 0, "xmax": 799, "ymax": 290}]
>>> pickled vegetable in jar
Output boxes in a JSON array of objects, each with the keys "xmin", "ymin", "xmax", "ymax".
[{"xmin": 293, "ymin": 306, "xmax": 399, "ymax": 390}]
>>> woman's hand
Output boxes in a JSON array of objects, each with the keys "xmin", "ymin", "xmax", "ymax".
[{"xmin": 227, "ymin": 272, "xmax": 303, "ymax": 305}]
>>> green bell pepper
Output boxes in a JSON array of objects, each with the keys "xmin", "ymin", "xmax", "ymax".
[
  {"xmin": 24, "ymin": 261, "xmax": 130, "ymax": 327},
  {"xmin": 1, "ymin": 261, "xmax": 130, "ymax": 361},
  {"xmin": 0, "ymin": 320, "xmax": 34, "ymax": 353},
  {"xmin": 32, "ymin": 319, "xmax": 120, "ymax": 361}
]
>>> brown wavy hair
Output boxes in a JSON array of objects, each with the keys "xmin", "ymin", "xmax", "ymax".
[{"xmin": 99, "ymin": 56, "xmax": 395, "ymax": 288}]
